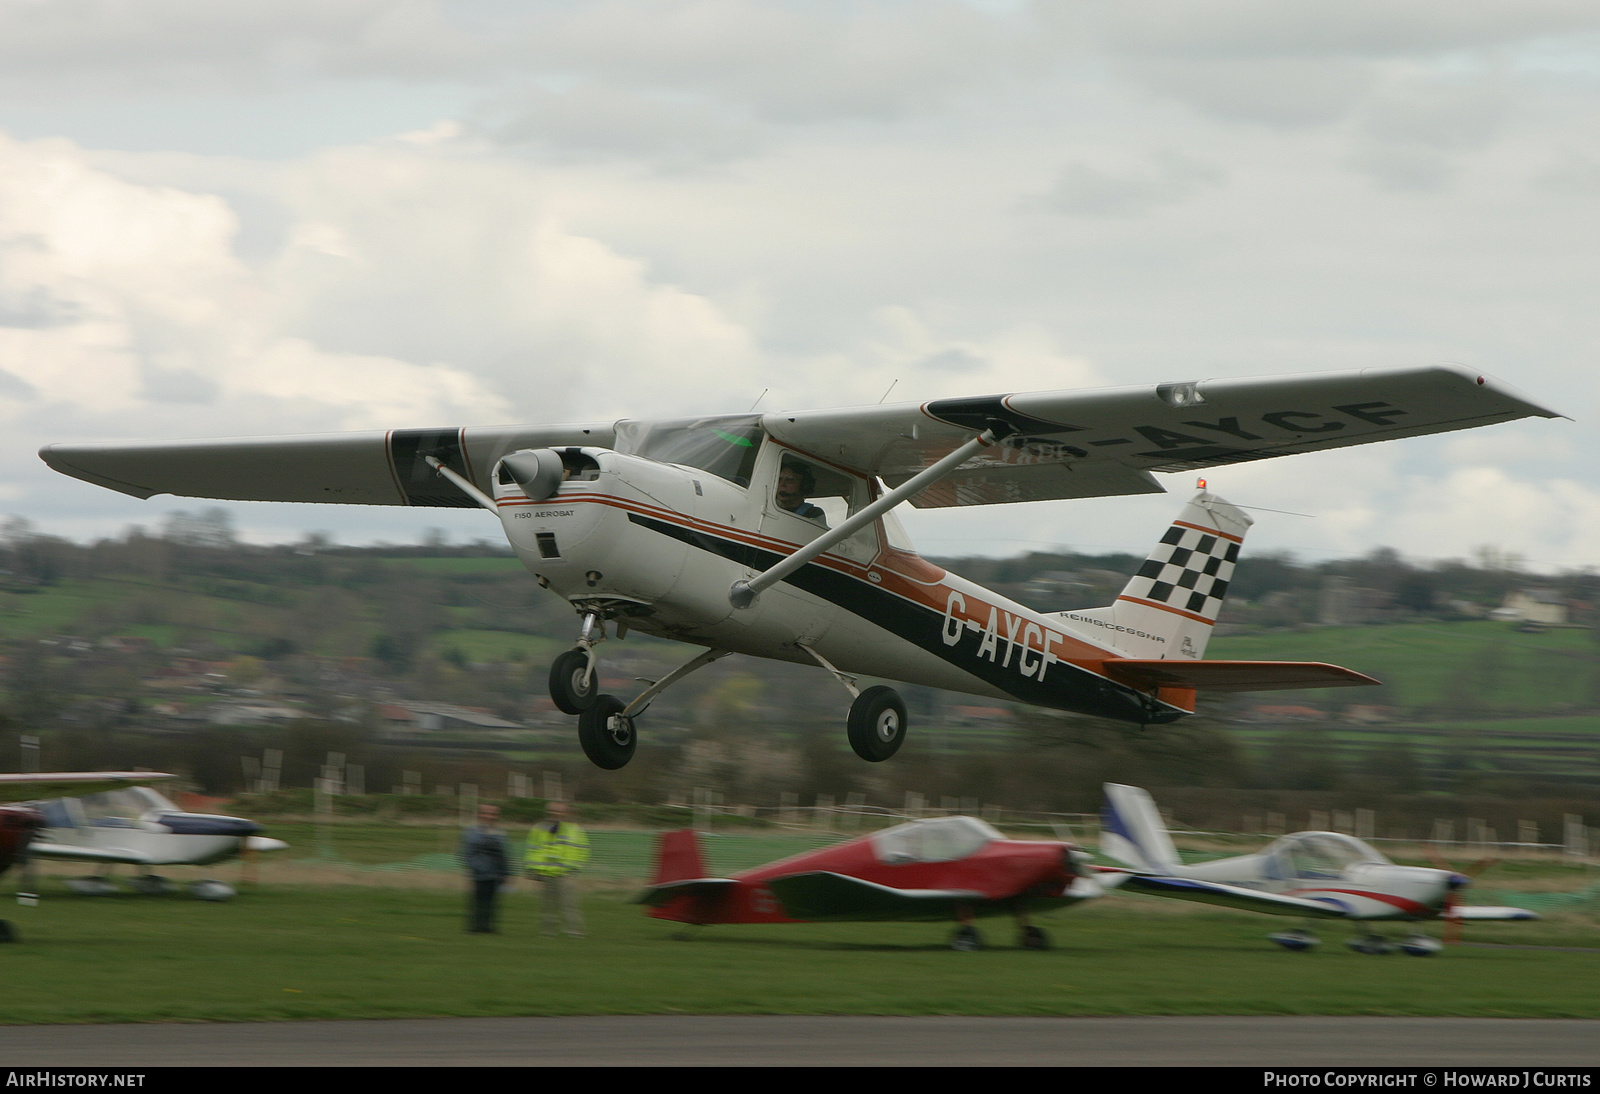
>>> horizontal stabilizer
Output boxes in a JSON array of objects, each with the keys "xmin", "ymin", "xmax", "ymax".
[
  {"xmin": 1115, "ymin": 873, "xmax": 1349, "ymax": 919},
  {"xmin": 765, "ymin": 872, "xmax": 985, "ymax": 922},
  {"xmin": 630, "ymin": 877, "xmax": 738, "ymax": 908},
  {"xmin": 1454, "ymin": 906, "xmax": 1540, "ymax": 921},
  {"xmin": 1103, "ymin": 659, "xmax": 1380, "ymax": 692}
]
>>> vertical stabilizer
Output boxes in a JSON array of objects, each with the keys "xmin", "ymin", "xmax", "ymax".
[
  {"xmin": 1100, "ymin": 783, "xmax": 1181, "ymax": 874},
  {"xmin": 1058, "ymin": 491, "xmax": 1251, "ymax": 661},
  {"xmin": 651, "ymin": 828, "xmax": 709, "ymax": 884}
]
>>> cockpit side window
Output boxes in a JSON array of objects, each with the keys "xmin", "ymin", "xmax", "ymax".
[
  {"xmin": 774, "ymin": 455, "xmax": 856, "ymax": 529},
  {"xmin": 614, "ymin": 415, "xmax": 765, "ymax": 488}
]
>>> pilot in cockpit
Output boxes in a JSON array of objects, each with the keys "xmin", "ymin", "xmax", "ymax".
[{"xmin": 775, "ymin": 461, "xmax": 829, "ymax": 527}]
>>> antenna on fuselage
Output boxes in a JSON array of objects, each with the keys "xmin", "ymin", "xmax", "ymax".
[
  {"xmin": 878, "ymin": 379, "xmax": 899, "ymax": 404},
  {"xmin": 748, "ymin": 389, "xmax": 769, "ymax": 412}
]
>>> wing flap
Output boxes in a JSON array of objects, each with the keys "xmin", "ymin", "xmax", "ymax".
[
  {"xmin": 764, "ymin": 872, "xmax": 987, "ymax": 922},
  {"xmin": 1102, "ymin": 660, "xmax": 1381, "ymax": 692},
  {"xmin": 1116, "ymin": 873, "xmax": 1350, "ymax": 919}
]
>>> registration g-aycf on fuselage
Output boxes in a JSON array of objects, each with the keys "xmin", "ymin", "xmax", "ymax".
[{"xmin": 41, "ymin": 365, "xmax": 1557, "ymax": 770}]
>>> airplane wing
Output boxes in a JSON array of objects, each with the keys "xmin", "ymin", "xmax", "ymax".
[
  {"xmin": 40, "ymin": 366, "xmax": 1556, "ymax": 512},
  {"xmin": 1113, "ymin": 873, "xmax": 1350, "ymax": 919},
  {"xmin": 764, "ymin": 872, "xmax": 988, "ymax": 921},
  {"xmin": 1454, "ymin": 906, "xmax": 1540, "ymax": 921},
  {"xmin": 25, "ymin": 841, "xmax": 154, "ymax": 865},
  {"xmin": 1103, "ymin": 660, "xmax": 1380, "ymax": 692},
  {"xmin": 630, "ymin": 877, "xmax": 739, "ymax": 908},
  {"xmin": 39, "ymin": 423, "xmax": 617, "ymax": 507},
  {"xmin": 764, "ymin": 364, "xmax": 1559, "ymax": 508},
  {"xmin": 0, "ymin": 772, "xmax": 177, "ymax": 805}
]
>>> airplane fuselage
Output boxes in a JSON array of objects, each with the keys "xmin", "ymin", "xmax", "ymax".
[
  {"xmin": 1179, "ymin": 846, "xmax": 1459, "ymax": 921},
  {"xmin": 496, "ymin": 447, "xmax": 1190, "ymax": 725}
]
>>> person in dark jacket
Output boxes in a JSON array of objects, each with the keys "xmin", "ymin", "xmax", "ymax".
[{"xmin": 460, "ymin": 804, "xmax": 510, "ymax": 933}]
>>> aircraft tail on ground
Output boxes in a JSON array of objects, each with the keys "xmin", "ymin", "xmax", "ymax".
[
  {"xmin": 651, "ymin": 828, "xmax": 709, "ymax": 885},
  {"xmin": 1099, "ymin": 783, "xmax": 1181, "ymax": 875}
]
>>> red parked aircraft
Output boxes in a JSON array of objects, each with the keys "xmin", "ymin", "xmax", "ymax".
[{"xmin": 633, "ymin": 814, "xmax": 1106, "ymax": 949}]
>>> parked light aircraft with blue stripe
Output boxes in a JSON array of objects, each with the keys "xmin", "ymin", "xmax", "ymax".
[{"xmin": 1098, "ymin": 783, "xmax": 1537, "ymax": 955}]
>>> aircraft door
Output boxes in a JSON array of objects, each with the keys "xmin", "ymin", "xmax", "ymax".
[{"xmin": 759, "ymin": 453, "xmax": 876, "ymax": 567}]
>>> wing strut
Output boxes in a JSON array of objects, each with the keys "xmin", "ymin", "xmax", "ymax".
[
  {"xmin": 423, "ymin": 456, "xmax": 498, "ymax": 513},
  {"xmin": 730, "ymin": 428, "xmax": 998, "ymax": 608}
]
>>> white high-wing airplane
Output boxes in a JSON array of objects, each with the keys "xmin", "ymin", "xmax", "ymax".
[
  {"xmin": 1, "ymin": 773, "xmax": 287, "ymax": 902},
  {"xmin": 41, "ymin": 365, "xmax": 1558, "ymax": 770},
  {"xmin": 1098, "ymin": 783, "xmax": 1538, "ymax": 955}
]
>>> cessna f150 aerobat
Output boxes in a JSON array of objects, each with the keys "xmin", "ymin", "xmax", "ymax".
[{"xmin": 41, "ymin": 365, "xmax": 1557, "ymax": 770}]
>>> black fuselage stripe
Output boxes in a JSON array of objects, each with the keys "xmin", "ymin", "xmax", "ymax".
[{"xmin": 627, "ymin": 513, "xmax": 1179, "ymax": 723}]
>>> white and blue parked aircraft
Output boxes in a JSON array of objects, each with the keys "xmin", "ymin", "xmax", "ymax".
[
  {"xmin": 2, "ymin": 773, "xmax": 287, "ymax": 901},
  {"xmin": 1098, "ymin": 783, "xmax": 1537, "ymax": 955},
  {"xmin": 40, "ymin": 365, "xmax": 1557, "ymax": 770}
]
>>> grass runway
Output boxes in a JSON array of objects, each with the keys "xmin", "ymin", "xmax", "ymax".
[{"xmin": 2, "ymin": 882, "xmax": 1598, "ymax": 1024}]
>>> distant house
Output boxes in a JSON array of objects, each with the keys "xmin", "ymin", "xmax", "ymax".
[
  {"xmin": 376, "ymin": 702, "xmax": 522, "ymax": 733},
  {"xmin": 1343, "ymin": 705, "xmax": 1394, "ymax": 724},
  {"xmin": 202, "ymin": 701, "xmax": 305, "ymax": 726},
  {"xmin": 1492, "ymin": 588, "xmax": 1568, "ymax": 626},
  {"xmin": 1248, "ymin": 704, "xmax": 1328, "ymax": 722}
]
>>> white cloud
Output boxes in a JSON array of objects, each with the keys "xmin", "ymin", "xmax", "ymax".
[{"xmin": 0, "ymin": 2, "xmax": 1596, "ymax": 570}]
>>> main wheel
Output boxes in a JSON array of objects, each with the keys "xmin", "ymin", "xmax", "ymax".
[
  {"xmin": 950, "ymin": 925, "xmax": 982, "ymax": 952},
  {"xmin": 549, "ymin": 648, "xmax": 598, "ymax": 715},
  {"xmin": 578, "ymin": 695, "xmax": 636, "ymax": 770},
  {"xmin": 847, "ymin": 685, "xmax": 908, "ymax": 762},
  {"xmin": 1019, "ymin": 925, "xmax": 1050, "ymax": 951}
]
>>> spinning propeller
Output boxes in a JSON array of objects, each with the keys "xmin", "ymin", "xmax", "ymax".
[{"xmin": 1424, "ymin": 848, "xmax": 1497, "ymax": 944}]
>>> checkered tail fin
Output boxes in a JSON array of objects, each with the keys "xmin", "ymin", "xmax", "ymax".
[{"xmin": 1100, "ymin": 491, "xmax": 1252, "ymax": 660}]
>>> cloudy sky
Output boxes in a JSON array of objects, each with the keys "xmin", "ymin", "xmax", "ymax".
[{"xmin": 2, "ymin": 1, "xmax": 1597, "ymax": 569}]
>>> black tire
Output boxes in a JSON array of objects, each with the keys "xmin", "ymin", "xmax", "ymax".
[
  {"xmin": 950, "ymin": 925, "xmax": 982, "ymax": 952},
  {"xmin": 550, "ymin": 648, "xmax": 598, "ymax": 715},
  {"xmin": 578, "ymin": 695, "xmax": 636, "ymax": 770},
  {"xmin": 847, "ymin": 685, "xmax": 908, "ymax": 762},
  {"xmin": 1019, "ymin": 925, "xmax": 1050, "ymax": 951}
]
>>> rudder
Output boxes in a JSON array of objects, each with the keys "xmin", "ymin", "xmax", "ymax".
[
  {"xmin": 651, "ymin": 828, "xmax": 708, "ymax": 885},
  {"xmin": 1100, "ymin": 783, "xmax": 1181, "ymax": 875}
]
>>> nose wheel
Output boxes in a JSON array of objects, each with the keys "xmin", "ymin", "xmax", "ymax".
[{"xmin": 549, "ymin": 648, "xmax": 598, "ymax": 714}]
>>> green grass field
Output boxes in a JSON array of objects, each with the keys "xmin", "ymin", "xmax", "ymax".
[
  {"xmin": 1210, "ymin": 620, "xmax": 1600, "ymax": 714},
  {"xmin": 2, "ymin": 883, "xmax": 1597, "ymax": 1024}
]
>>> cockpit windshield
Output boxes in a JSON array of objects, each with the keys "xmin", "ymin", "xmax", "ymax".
[
  {"xmin": 77, "ymin": 787, "xmax": 175, "ymax": 827},
  {"xmin": 614, "ymin": 415, "xmax": 765, "ymax": 488},
  {"xmin": 1277, "ymin": 833, "xmax": 1388, "ymax": 880},
  {"xmin": 871, "ymin": 816, "xmax": 1002, "ymax": 865}
]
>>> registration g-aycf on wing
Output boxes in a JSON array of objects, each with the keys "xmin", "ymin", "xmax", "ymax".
[{"xmin": 42, "ymin": 365, "xmax": 1558, "ymax": 770}]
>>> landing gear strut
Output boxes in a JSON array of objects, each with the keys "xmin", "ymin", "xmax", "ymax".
[
  {"xmin": 575, "ymin": 646, "xmax": 731, "ymax": 770},
  {"xmin": 549, "ymin": 612, "xmax": 605, "ymax": 714},
  {"xmin": 796, "ymin": 643, "xmax": 910, "ymax": 763}
]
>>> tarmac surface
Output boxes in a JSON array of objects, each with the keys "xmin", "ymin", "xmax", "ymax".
[{"xmin": 3, "ymin": 1016, "xmax": 1599, "ymax": 1067}]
